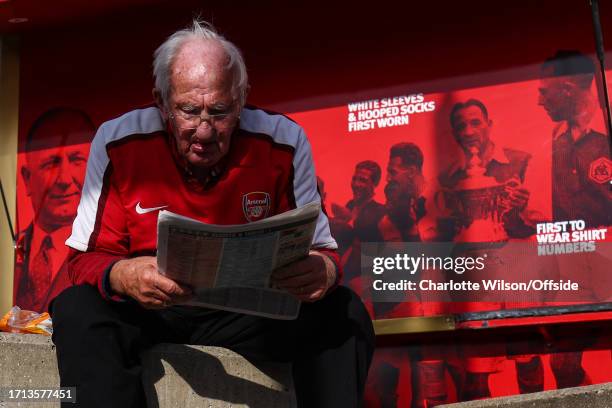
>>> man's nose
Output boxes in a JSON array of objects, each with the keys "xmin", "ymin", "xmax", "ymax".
[
  {"xmin": 194, "ymin": 121, "xmax": 216, "ymax": 138},
  {"xmin": 460, "ymin": 127, "xmax": 475, "ymax": 138},
  {"xmin": 55, "ymin": 159, "xmax": 73, "ymax": 187}
]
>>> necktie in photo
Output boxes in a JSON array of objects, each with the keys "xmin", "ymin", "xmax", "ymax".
[{"xmin": 29, "ymin": 235, "xmax": 54, "ymax": 307}]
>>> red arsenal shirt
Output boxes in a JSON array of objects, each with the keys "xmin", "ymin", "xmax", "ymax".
[{"xmin": 63, "ymin": 106, "xmax": 338, "ymax": 300}]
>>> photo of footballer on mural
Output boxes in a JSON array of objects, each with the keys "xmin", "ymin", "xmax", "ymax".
[{"xmin": 289, "ymin": 50, "xmax": 611, "ymax": 406}]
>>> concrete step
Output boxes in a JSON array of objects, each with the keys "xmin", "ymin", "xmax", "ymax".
[
  {"xmin": 440, "ymin": 381, "xmax": 612, "ymax": 408},
  {"xmin": 0, "ymin": 332, "xmax": 296, "ymax": 408}
]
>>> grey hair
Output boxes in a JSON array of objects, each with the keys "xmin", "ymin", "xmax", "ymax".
[{"xmin": 153, "ymin": 20, "xmax": 248, "ymax": 108}]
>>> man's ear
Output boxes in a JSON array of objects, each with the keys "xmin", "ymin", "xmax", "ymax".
[
  {"xmin": 152, "ymin": 88, "xmax": 168, "ymax": 120},
  {"xmin": 21, "ymin": 165, "xmax": 32, "ymax": 197},
  {"xmin": 237, "ymin": 84, "xmax": 251, "ymax": 114},
  {"xmin": 245, "ymin": 84, "xmax": 251, "ymax": 102}
]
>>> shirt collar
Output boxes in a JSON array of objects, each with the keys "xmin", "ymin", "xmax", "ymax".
[
  {"xmin": 489, "ymin": 142, "xmax": 510, "ymax": 164},
  {"xmin": 553, "ymin": 121, "xmax": 596, "ymax": 143},
  {"xmin": 479, "ymin": 141, "xmax": 510, "ymax": 166},
  {"xmin": 31, "ymin": 223, "xmax": 72, "ymax": 254},
  {"xmin": 31, "ymin": 223, "xmax": 53, "ymax": 255}
]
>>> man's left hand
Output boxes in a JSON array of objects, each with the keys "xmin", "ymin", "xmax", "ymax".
[
  {"xmin": 504, "ymin": 178, "xmax": 530, "ymax": 211},
  {"xmin": 271, "ymin": 250, "xmax": 337, "ymax": 302}
]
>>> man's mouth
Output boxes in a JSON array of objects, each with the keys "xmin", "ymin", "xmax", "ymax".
[
  {"xmin": 190, "ymin": 140, "xmax": 217, "ymax": 154},
  {"xmin": 50, "ymin": 192, "xmax": 79, "ymax": 200},
  {"xmin": 462, "ymin": 138, "xmax": 480, "ymax": 148}
]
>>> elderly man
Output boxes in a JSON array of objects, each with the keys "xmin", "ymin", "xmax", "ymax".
[
  {"xmin": 15, "ymin": 107, "xmax": 93, "ymax": 312},
  {"xmin": 50, "ymin": 21, "xmax": 374, "ymax": 408}
]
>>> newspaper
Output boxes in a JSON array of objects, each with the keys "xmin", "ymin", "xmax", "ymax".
[{"xmin": 156, "ymin": 201, "xmax": 320, "ymax": 320}]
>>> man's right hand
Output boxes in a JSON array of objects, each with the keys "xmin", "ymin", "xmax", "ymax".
[
  {"xmin": 109, "ymin": 256, "xmax": 193, "ymax": 309},
  {"xmin": 331, "ymin": 203, "xmax": 352, "ymax": 223}
]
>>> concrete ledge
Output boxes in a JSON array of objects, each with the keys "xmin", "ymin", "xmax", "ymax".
[
  {"xmin": 440, "ymin": 382, "xmax": 612, "ymax": 408},
  {"xmin": 0, "ymin": 332, "xmax": 296, "ymax": 407}
]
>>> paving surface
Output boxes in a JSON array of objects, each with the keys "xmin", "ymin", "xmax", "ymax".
[{"xmin": 0, "ymin": 332, "xmax": 295, "ymax": 407}]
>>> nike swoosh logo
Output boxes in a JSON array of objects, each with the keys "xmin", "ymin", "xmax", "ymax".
[{"xmin": 136, "ymin": 202, "xmax": 168, "ymax": 215}]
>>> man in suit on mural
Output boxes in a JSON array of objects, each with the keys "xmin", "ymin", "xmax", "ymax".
[{"xmin": 14, "ymin": 107, "xmax": 94, "ymax": 312}]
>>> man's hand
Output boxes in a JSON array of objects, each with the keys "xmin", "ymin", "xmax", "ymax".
[
  {"xmin": 331, "ymin": 203, "xmax": 352, "ymax": 223},
  {"xmin": 271, "ymin": 250, "xmax": 337, "ymax": 302},
  {"xmin": 504, "ymin": 178, "xmax": 530, "ymax": 211},
  {"xmin": 109, "ymin": 256, "xmax": 193, "ymax": 309}
]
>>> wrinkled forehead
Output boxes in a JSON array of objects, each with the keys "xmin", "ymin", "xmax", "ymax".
[{"xmin": 169, "ymin": 39, "xmax": 235, "ymax": 97}]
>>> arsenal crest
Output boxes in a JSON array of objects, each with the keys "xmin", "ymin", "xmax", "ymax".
[
  {"xmin": 589, "ymin": 156, "xmax": 612, "ymax": 184},
  {"xmin": 242, "ymin": 192, "xmax": 271, "ymax": 222}
]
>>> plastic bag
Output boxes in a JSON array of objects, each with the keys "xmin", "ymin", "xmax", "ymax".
[{"xmin": 0, "ymin": 306, "xmax": 52, "ymax": 336}]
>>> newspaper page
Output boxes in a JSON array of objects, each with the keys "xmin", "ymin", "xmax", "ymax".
[{"xmin": 156, "ymin": 202, "xmax": 320, "ymax": 319}]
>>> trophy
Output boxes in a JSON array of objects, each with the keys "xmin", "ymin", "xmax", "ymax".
[{"xmin": 450, "ymin": 147, "xmax": 508, "ymax": 242}]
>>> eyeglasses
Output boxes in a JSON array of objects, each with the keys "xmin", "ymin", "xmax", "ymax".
[{"xmin": 169, "ymin": 104, "xmax": 238, "ymax": 129}]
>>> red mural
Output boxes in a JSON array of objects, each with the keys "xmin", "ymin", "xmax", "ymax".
[
  {"xmin": 13, "ymin": 50, "xmax": 612, "ymax": 406},
  {"xmin": 288, "ymin": 53, "xmax": 612, "ymax": 406}
]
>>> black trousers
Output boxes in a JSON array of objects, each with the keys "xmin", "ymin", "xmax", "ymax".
[{"xmin": 50, "ymin": 285, "xmax": 374, "ymax": 408}]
